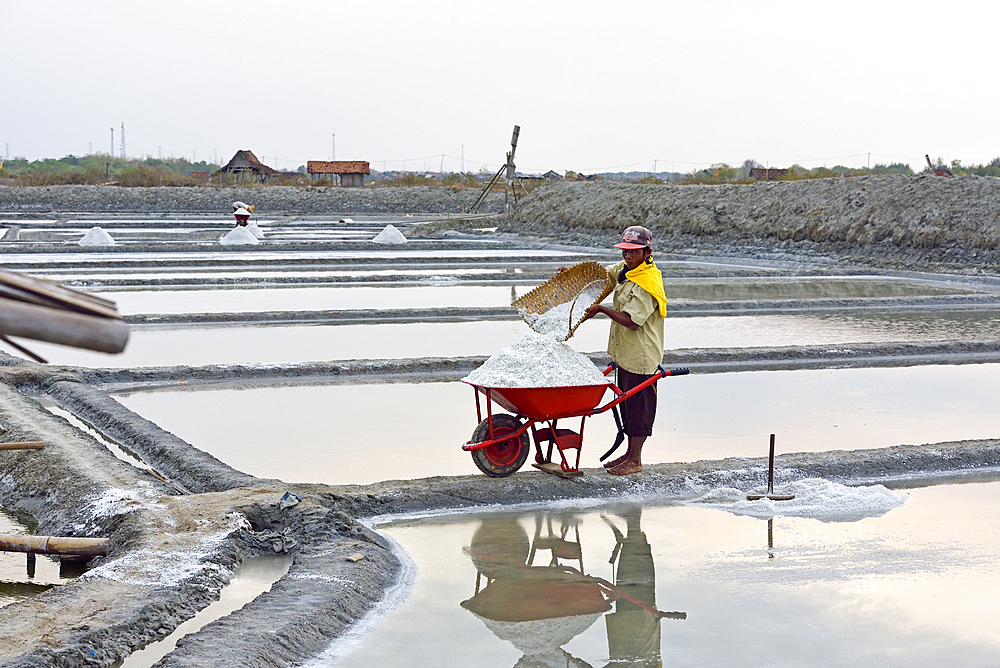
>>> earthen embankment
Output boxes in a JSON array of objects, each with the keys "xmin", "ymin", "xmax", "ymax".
[{"xmin": 507, "ymin": 175, "xmax": 1000, "ymax": 269}]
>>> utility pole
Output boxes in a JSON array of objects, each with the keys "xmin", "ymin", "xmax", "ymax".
[
  {"xmin": 332, "ymin": 133, "xmax": 336, "ymax": 161},
  {"xmin": 110, "ymin": 127, "xmax": 114, "ymax": 156},
  {"xmin": 440, "ymin": 154, "xmax": 444, "ymax": 174},
  {"xmin": 120, "ymin": 123, "xmax": 125, "ymax": 159}
]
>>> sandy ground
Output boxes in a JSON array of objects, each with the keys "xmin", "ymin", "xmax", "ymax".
[{"xmin": 2, "ymin": 179, "xmax": 1000, "ymax": 666}]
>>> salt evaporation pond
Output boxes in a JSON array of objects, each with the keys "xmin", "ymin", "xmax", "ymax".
[
  {"xmin": 0, "ymin": 248, "xmax": 589, "ymax": 267},
  {"xmin": 317, "ymin": 479, "xmax": 1000, "ymax": 667},
  {"xmin": 114, "ymin": 363, "xmax": 1000, "ymax": 485},
  {"xmin": 93, "ymin": 285, "xmax": 538, "ymax": 315},
  {"xmin": 23, "ymin": 309, "xmax": 1000, "ymax": 368}
]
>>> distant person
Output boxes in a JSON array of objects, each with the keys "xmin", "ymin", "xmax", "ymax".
[
  {"xmin": 233, "ymin": 207, "xmax": 251, "ymax": 227},
  {"xmin": 584, "ymin": 226, "xmax": 666, "ymax": 475}
]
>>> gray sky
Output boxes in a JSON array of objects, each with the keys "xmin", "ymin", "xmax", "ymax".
[{"xmin": 3, "ymin": 1, "xmax": 998, "ymax": 174}]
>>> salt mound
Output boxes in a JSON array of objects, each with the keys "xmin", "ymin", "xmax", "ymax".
[
  {"xmin": 520, "ymin": 281, "xmax": 606, "ymax": 341},
  {"xmin": 246, "ymin": 222, "xmax": 265, "ymax": 239},
  {"xmin": 685, "ymin": 478, "xmax": 906, "ymax": 522},
  {"xmin": 220, "ymin": 227, "xmax": 260, "ymax": 245},
  {"xmin": 339, "ymin": 217, "xmax": 354, "ymax": 223},
  {"xmin": 463, "ymin": 330, "xmax": 608, "ymax": 388},
  {"xmin": 79, "ymin": 226, "xmax": 115, "ymax": 247},
  {"xmin": 373, "ymin": 224, "xmax": 407, "ymax": 244}
]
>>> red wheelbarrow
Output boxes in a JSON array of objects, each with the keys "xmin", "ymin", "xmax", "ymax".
[{"xmin": 462, "ymin": 364, "xmax": 690, "ymax": 477}]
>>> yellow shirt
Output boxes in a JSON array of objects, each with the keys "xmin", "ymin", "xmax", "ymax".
[{"xmin": 606, "ymin": 261, "xmax": 665, "ymax": 375}]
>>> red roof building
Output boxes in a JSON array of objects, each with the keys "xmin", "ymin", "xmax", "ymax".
[{"xmin": 307, "ymin": 161, "xmax": 371, "ymax": 188}]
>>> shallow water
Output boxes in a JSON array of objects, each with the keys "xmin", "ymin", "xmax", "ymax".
[
  {"xmin": 113, "ymin": 363, "xmax": 1000, "ymax": 485},
  {"xmin": 119, "ymin": 553, "xmax": 292, "ymax": 668},
  {"xmin": 0, "ymin": 249, "xmax": 588, "ymax": 266},
  {"xmin": 663, "ymin": 275, "xmax": 982, "ymax": 301},
  {"xmin": 21, "ymin": 309, "xmax": 1000, "ymax": 368},
  {"xmin": 0, "ymin": 508, "xmax": 78, "ymax": 609},
  {"xmin": 95, "ymin": 285, "xmax": 537, "ymax": 315},
  {"xmin": 320, "ymin": 479, "xmax": 1000, "ymax": 667}
]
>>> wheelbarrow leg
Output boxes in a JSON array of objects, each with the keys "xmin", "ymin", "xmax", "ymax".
[{"xmin": 531, "ymin": 420, "xmax": 584, "ymax": 478}]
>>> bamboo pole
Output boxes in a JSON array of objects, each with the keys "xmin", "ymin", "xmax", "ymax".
[
  {"xmin": 0, "ymin": 534, "xmax": 108, "ymax": 556},
  {"xmin": 0, "ymin": 299, "xmax": 128, "ymax": 354},
  {"xmin": 0, "ymin": 441, "xmax": 44, "ymax": 450}
]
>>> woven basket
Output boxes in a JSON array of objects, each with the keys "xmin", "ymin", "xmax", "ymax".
[{"xmin": 513, "ymin": 260, "xmax": 614, "ymax": 340}]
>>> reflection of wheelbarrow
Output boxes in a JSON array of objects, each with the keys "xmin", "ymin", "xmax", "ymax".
[
  {"xmin": 462, "ymin": 364, "xmax": 690, "ymax": 477},
  {"xmin": 463, "ymin": 516, "xmax": 685, "ymax": 631}
]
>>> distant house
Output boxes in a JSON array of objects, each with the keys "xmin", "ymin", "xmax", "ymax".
[
  {"xmin": 542, "ymin": 170, "xmax": 562, "ymax": 182},
  {"xmin": 214, "ymin": 150, "xmax": 280, "ymax": 179},
  {"xmin": 307, "ymin": 161, "xmax": 371, "ymax": 188},
  {"xmin": 748, "ymin": 167, "xmax": 789, "ymax": 181}
]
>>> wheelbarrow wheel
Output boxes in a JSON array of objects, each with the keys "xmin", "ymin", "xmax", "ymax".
[{"xmin": 470, "ymin": 413, "xmax": 530, "ymax": 477}]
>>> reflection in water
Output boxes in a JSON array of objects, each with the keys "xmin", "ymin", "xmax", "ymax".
[
  {"xmin": 1, "ymin": 507, "xmax": 76, "ymax": 609},
  {"xmin": 603, "ymin": 510, "xmax": 662, "ymax": 667},
  {"xmin": 462, "ymin": 511, "xmax": 684, "ymax": 667}
]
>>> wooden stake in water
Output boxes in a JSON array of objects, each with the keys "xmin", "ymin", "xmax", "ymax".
[{"xmin": 747, "ymin": 434, "xmax": 795, "ymax": 501}]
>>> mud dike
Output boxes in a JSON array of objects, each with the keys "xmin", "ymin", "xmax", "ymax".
[{"xmin": 1, "ymin": 186, "xmax": 1000, "ymax": 666}]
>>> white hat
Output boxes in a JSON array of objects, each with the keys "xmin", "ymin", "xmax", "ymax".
[{"xmin": 232, "ymin": 201, "xmax": 248, "ymax": 211}]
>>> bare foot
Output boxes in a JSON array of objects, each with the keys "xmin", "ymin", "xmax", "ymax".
[
  {"xmin": 603, "ymin": 454, "xmax": 628, "ymax": 469},
  {"xmin": 607, "ymin": 460, "xmax": 642, "ymax": 475}
]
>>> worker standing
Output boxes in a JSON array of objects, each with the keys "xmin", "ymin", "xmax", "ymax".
[
  {"xmin": 232, "ymin": 201, "xmax": 254, "ymax": 227},
  {"xmin": 585, "ymin": 226, "xmax": 667, "ymax": 475}
]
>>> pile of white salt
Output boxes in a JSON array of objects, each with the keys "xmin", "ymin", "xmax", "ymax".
[
  {"xmin": 246, "ymin": 222, "xmax": 265, "ymax": 239},
  {"xmin": 79, "ymin": 226, "xmax": 115, "ymax": 247},
  {"xmin": 519, "ymin": 281, "xmax": 606, "ymax": 341},
  {"xmin": 463, "ymin": 330, "xmax": 608, "ymax": 388},
  {"xmin": 373, "ymin": 224, "xmax": 407, "ymax": 244},
  {"xmin": 220, "ymin": 227, "xmax": 260, "ymax": 245}
]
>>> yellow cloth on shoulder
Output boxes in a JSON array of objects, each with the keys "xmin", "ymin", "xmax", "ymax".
[{"xmin": 625, "ymin": 260, "xmax": 667, "ymax": 317}]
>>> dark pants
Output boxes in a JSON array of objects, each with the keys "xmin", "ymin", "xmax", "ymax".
[{"xmin": 617, "ymin": 368, "xmax": 657, "ymax": 437}]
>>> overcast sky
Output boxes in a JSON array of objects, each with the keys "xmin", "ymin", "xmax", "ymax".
[{"xmin": 3, "ymin": 1, "xmax": 998, "ymax": 174}]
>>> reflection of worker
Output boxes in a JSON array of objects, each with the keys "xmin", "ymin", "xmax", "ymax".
[
  {"xmin": 585, "ymin": 226, "xmax": 666, "ymax": 475},
  {"xmin": 604, "ymin": 508, "xmax": 660, "ymax": 666}
]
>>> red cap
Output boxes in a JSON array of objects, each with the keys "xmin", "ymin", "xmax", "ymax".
[{"xmin": 613, "ymin": 225, "xmax": 652, "ymax": 249}]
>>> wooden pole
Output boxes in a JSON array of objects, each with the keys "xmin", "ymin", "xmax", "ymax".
[
  {"xmin": 0, "ymin": 299, "xmax": 128, "ymax": 354},
  {"xmin": 0, "ymin": 441, "xmax": 44, "ymax": 450},
  {"xmin": 0, "ymin": 534, "xmax": 108, "ymax": 557}
]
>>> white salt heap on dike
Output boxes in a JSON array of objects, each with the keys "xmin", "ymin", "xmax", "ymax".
[
  {"xmin": 246, "ymin": 222, "xmax": 265, "ymax": 239},
  {"xmin": 373, "ymin": 224, "xmax": 407, "ymax": 244},
  {"xmin": 220, "ymin": 227, "xmax": 260, "ymax": 245},
  {"xmin": 79, "ymin": 226, "xmax": 115, "ymax": 247},
  {"xmin": 463, "ymin": 330, "xmax": 608, "ymax": 388}
]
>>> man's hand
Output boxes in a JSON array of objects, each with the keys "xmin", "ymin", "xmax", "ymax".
[{"xmin": 588, "ymin": 303, "xmax": 638, "ymax": 330}]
